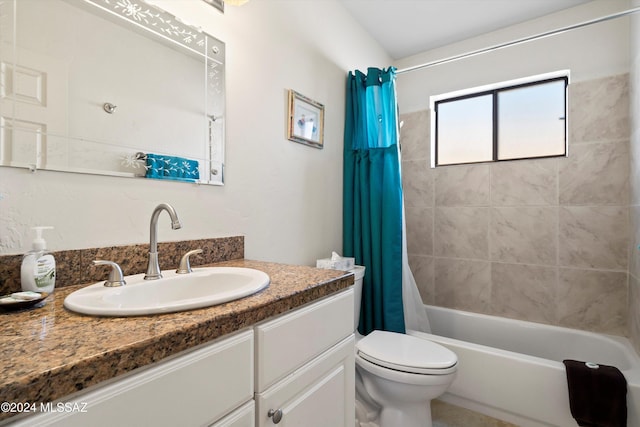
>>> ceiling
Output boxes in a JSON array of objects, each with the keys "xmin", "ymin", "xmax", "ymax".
[{"xmin": 340, "ymin": 0, "xmax": 593, "ymax": 59}]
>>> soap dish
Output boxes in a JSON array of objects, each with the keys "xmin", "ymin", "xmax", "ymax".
[{"xmin": 0, "ymin": 291, "xmax": 48, "ymax": 312}]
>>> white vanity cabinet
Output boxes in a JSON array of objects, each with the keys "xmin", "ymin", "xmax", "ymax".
[
  {"xmin": 254, "ymin": 289, "xmax": 355, "ymax": 427},
  {"xmin": 11, "ymin": 330, "xmax": 255, "ymax": 427},
  {"xmin": 6, "ymin": 288, "xmax": 354, "ymax": 427}
]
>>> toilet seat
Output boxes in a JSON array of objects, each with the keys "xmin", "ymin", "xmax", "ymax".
[{"xmin": 357, "ymin": 330, "xmax": 457, "ymax": 375}]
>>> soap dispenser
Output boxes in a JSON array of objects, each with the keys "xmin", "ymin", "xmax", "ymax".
[{"xmin": 20, "ymin": 226, "xmax": 56, "ymax": 293}]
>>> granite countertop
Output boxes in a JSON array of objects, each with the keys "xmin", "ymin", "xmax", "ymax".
[{"xmin": 0, "ymin": 259, "xmax": 353, "ymax": 421}]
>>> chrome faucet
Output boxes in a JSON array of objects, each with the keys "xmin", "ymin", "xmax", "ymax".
[{"xmin": 145, "ymin": 203, "xmax": 182, "ymax": 280}]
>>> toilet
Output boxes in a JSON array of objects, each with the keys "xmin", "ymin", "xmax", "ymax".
[{"xmin": 351, "ymin": 266, "xmax": 458, "ymax": 427}]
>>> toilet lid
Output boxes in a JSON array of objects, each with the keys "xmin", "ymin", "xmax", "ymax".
[{"xmin": 357, "ymin": 330, "xmax": 457, "ymax": 375}]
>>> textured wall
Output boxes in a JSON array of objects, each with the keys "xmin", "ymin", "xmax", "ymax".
[{"xmin": 401, "ymin": 73, "xmax": 630, "ymax": 336}]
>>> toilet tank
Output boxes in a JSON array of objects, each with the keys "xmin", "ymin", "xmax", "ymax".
[{"xmin": 351, "ymin": 266, "xmax": 366, "ymax": 331}]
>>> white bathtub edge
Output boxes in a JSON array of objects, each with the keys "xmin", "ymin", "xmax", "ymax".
[
  {"xmin": 410, "ymin": 329, "xmax": 575, "ymax": 426},
  {"xmin": 408, "ymin": 305, "xmax": 640, "ymax": 427}
]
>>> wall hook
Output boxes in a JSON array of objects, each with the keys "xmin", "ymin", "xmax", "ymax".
[{"xmin": 103, "ymin": 103, "xmax": 117, "ymax": 114}]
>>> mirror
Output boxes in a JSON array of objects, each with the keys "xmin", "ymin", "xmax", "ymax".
[{"xmin": 0, "ymin": 0, "xmax": 225, "ymax": 185}]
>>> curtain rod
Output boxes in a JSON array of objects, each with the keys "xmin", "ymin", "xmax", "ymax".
[{"xmin": 396, "ymin": 6, "xmax": 640, "ymax": 75}]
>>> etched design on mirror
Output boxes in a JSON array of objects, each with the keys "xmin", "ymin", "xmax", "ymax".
[
  {"xmin": 209, "ymin": 62, "xmax": 222, "ymax": 95},
  {"xmin": 112, "ymin": 0, "xmax": 159, "ymax": 22},
  {"xmin": 97, "ymin": 0, "xmax": 207, "ymax": 53},
  {"xmin": 206, "ymin": 52, "xmax": 225, "ymax": 180}
]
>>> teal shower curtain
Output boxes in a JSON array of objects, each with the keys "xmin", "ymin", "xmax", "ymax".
[{"xmin": 343, "ymin": 67, "xmax": 405, "ymax": 335}]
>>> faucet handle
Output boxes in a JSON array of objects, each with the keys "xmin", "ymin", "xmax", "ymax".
[
  {"xmin": 176, "ymin": 249, "xmax": 203, "ymax": 274},
  {"xmin": 93, "ymin": 260, "xmax": 127, "ymax": 287}
]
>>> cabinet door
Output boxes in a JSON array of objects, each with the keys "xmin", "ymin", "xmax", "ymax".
[
  {"xmin": 256, "ymin": 335, "xmax": 355, "ymax": 427},
  {"xmin": 14, "ymin": 330, "xmax": 254, "ymax": 427}
]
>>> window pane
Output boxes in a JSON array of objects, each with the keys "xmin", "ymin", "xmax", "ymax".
[
  {"xmin": 436, "ymin": 94, "xmax": 493, "ymax": 165},
  {"xmin": 497, "ymin": 80, "xmax": 566, "ymax": 160}
]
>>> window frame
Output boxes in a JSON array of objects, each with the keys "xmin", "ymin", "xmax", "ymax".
[{"xmin": 430, "ymin": 70, "xmax": 570, "ymax": 168}]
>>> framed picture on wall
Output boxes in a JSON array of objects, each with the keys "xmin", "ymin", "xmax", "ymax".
[{"xmin": 287, "ymin": 90, "xmax": 324, "ymax": 149}]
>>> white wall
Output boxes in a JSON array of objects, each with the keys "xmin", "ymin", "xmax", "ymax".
[
  {"xmin": 0, "ymin": 0, "xmax": 390, "ymax": 265},
  {"xmin": 394, "ymin": 0, "xmax": 630, "ymax": 114}
]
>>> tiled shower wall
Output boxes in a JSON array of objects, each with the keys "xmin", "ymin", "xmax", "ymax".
[
  {"xmin": 630, "ymin": 2, "xmax": 640, "ymax": 352},
  {"xmin": 402, "ymin": 73, "xmax": 630, "ymax": 336}
]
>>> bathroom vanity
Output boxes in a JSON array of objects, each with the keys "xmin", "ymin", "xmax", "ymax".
[{"xmin": 0, "ymin": 259, "xmax": 354, "ymax": 426}]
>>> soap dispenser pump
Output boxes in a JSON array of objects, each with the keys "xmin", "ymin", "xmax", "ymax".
[{"xmin": 20, "ymin": 226, "xmax": 56, "ymax": 293}]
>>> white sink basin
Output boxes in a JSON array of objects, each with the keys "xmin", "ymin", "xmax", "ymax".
[{"xmin": 64, "ymin": 267, "xmax": 270, "ymax": 316}]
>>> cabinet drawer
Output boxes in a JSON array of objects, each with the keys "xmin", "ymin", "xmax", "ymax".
[
  {"xmin": 256, "ymin": 335, "xmax": 355, "ymax": 427},
  {"xmin": 15, "ymin": 330, "xmax": 254, "ymax": 427},
  {"xmin": 255, "ymin": 289, "xmax": 354, "ymax": 391}
]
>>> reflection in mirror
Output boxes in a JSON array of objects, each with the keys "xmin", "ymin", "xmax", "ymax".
[{"xmin": 0, "ymin": 0, "xmax": 225, "ymax": 185}]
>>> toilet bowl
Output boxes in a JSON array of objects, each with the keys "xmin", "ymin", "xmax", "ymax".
[
  {"xmin": 356, "ymin": 330, "xmax": 457, "ymax": 427},
  {"xmin": 351, "ymin": 266, "xmax": 458, "ymax": 427}
]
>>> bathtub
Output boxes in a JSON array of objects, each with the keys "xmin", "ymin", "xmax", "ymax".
[{"xmin": 408, "ymin": 305, "xmax": 640, "ymax": 427}]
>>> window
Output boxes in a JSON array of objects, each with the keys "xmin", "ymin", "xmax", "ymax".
[{"xmin": 430, "ymin": 71, "xmax": 569, "ymax": 167}]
